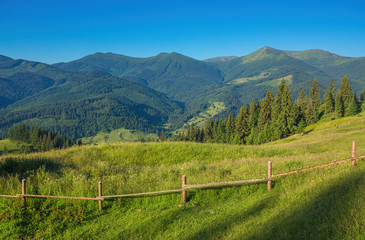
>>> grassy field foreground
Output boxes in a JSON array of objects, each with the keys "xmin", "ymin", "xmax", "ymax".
[{"xmin": 1, "ymin": 114, "xmax": 365, "ymax": 239}]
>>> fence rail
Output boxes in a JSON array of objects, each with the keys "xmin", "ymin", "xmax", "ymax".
[
  {"xmin": 272, "ymin": 154, "xmax": 365, "ymax": 177},
  {"xmin": 183, "ymin": 177, "xmax": 270, "ymax": 190},
  {"xmin": 101, "ymin": 189, "xmax": 183, "ymax": 199},
  {"xmin": 0, "ymin": 141, "xmax": 363, "ymax": 210},
  {"xmin": 16, "ymin": 194, "xmax": 101, "ymax": 201}
]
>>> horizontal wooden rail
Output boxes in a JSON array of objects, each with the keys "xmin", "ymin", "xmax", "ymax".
[
  {"xmin": 102, "ymin": 189, "xmax": 183, "ymax": 199},
  {"xmin": 16, "ymin": 194, "xmax": 101, "ymax": 201},
  {"xmin": 0, "ymin": 141, "xmax": 363, "ymax": 210},
  {"xmin": 0, "ymin": 194, "xmax": 18, "ymax": 198},
  {"xmin": 184, "ymin": 177, "xmax": 271, "ymax": 190},
  {"xmin": 272, "ymin": 154, "xmax": 365, "ymax": 178}
]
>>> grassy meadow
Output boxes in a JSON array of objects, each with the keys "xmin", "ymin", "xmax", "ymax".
[
  {"xmin": 82, "ymin": 127, "xmax": 159, "ymax": 145},
  {"xmin": 0, "ymin": 113, "xmax": 365, "ymax": 239}
]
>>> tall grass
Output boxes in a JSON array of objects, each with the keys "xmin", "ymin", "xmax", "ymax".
[{"xmin": 0, "ymin": 114, "xmax": 365, "ymax": 239}]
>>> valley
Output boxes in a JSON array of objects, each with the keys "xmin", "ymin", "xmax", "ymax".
[{"xmin": 1, "ymin": 47, "xmax": 365, "ymax": 142}]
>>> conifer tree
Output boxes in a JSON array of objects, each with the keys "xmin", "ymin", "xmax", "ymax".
[
  {"xmin": 204, "ymin": 119, "xmax": 213, "ymax": 142},
  {"xmin": 225, "ymin": 112, "xmax": 235, "ymax": 143},
  {"xmin": 336, "ymin": 75, "xmax": 353, "ymax": 117},
  {"xmin": 248, "ymin": 99, "xmax": 257, "ymax": 129},
  {"xmin": 257, "ymin": 122, "xmax": 271, "ymax": 144},
  {"xmin": 216, "ymin": 120, "xmax": 226, "ymax": 143},
  {"xmin": 309, "ymin": 77, "xmax": 321, "ymax": 120},
  {"xmin": 323, "ymin": 78, "xmax": 336, "ymax": 114},
  {"xmin": 234, "ymin": 105, "xmax": 249, "ymax": 144},
  {"xmin": 212, "ymin": 119, "xmax": 219, "ymax": 142},
  {"xmin": 271, "ymin": 79, "xmax": 294, "ymax": 140},
  {"xmin": 335, "ymin": 92, "xmax": 345, "ymax": 118},
  {"xmin": 360, "ymin": 90, "xmax": 365, "ymax": 102},
  {"xmin": 258, "ymin": 90, "xmax": 274, "ymax": 131},
  {"xmin": 346, "ymin": 97, "xmax": 359, "ymax": 116},
  {"xmin": 295, "ymin": 90, "xmax": 308, "ymax": 125},
  {"xmin": 305, "ymin": 99, "xmax": 316, "ymax": 125}
]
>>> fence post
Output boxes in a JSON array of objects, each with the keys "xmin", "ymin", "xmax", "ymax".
[
  {"xmin": 182, "ymin": 175, "xmax": 186, "ymax": 203},
  {"xmin": 98, "ymin": 181, "xmax": 102, "ymax": 211},
  {"xmin": 352, "ymin": 141, "xmax": 356, "ymax": 167},
  {"xmin": 268, "ymin": 161, "xmax": 272, "ymax": 191},
  {"xmin": 22, "ymin": 179, "xmax": 26, "ymax": 207}
]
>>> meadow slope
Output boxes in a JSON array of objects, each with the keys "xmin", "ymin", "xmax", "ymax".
[{"xmin": 0, "ymin": 113, "xmax": 365, "ymax": 239}]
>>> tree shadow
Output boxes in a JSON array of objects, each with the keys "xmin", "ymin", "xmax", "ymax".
[
  {"xmin": 0, "ymin": 157, "xmax": 72, "ymax": 179},
  {"xmin": 184, "ymin": 194, "xmax": 277, "ymax": 240},
  {"xmin": 244, "ymin": 168, "xmax": 365, "ymax": 240}
]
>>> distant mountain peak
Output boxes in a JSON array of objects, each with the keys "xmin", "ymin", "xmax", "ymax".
[
  {"xmin": 0, "ymin": 55, "xmax": 13, "ymax": 61},
  {"xmin": 283, "ymin": 49, "xmax": 352, "ymax": 66},
  {"xmin": 204, "ymin": 56, "xmax": 239, "ymax": 63}
]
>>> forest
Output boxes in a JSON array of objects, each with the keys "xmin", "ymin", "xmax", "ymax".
[
  {"xmin": 6, "ymin": 123, "xmax": 80, "ymax": 153},
  {"xmin": 177, "ymin": 75, "xmax": 365, "ymax": 145}
]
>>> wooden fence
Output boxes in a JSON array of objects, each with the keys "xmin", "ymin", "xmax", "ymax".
[{"xmin": 0, "ymin": 141, "xmax": 364, "ymax": 211}]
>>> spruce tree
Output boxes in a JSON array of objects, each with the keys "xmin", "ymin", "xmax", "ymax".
[
  {"xmin": 234, "ymin": 105, "xmax": 249, "ymax": 144},
  {"xmin": 295, "ymin": 90, "xmax": 308, "ymax": 125},
  {"xmin": 346, "ymin": 97, "xmax": 359, "ymax": 116},
  {"xmin": 216, "ymin": 120, "xmax": 226, "ymax": 143},
  {"xmin": 305, "ymin": 99, "xmax": 316, "ymax": 125},
  {"xmin": 257, "ymin": 122, "xmax": 271, "ymax": 144},
  {"xmin": 204, "ymin": 119, "xmax": 213, "ymax": 142},
  {"xmin": 309, "ymin": 77, "xmax": 321, "ymax": 110},
  {"xmin": 212, "ymin": 119, "xmax": 219, "ymax": 142},
  {"xmin": 246, "ymin": 127, "xmax": 258, "ymax": 145},
  {"xmin": 271, "ymin": 79, "xmax": 294, "ymax": 140},
  {"xmin": 258, "ymin": 90, "xmax": 274, "ymax": 131},
  {"xmin": 248, "ymin": 99, "xmax": 257, "ymax": 129},
  {"xmin": 335, "ymin": 92, "xmax": 345, "ymax": 118},
  {"xmin": 337, "ymin": 75, "xmax": 353, "ymax": 116},
  {"xmin": 354, "ymin": 93, "xmax": 361, "ymax": 112},
  {"xmin": 225, "ymin": 112, "xmax": 235, "ymax": 143},
  {"xmin": 360, "ymin": 90, "xmax": 365, "ymax": 102},
  {"xmin": 323, "ymin": 78, "xmax": 336, "ymax": 114}
]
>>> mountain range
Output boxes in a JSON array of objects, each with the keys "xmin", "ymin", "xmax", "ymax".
[{"xmin": 1, "ymin": 47, "xmax": 364, "ymax": 139}]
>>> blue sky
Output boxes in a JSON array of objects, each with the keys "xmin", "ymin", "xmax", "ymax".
[{"xmin": 1, "ymin": 0, "xmax": 364, "ymax": 63}]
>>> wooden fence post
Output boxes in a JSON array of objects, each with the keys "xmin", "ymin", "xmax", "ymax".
[
  {"xmin": 98, "ymin": 181, "xmax": 102, "ymax": 211},
  {"xmin": 22, "ymin": 179, "xmax": 26, "ymax": 207},
  {"xmin": 268, "ymin": 161, "xmax": 272, "ymax": 191},
  {"xmin": 352, "ymin": 141, "xmax": 356, "ymax": 167},
  {"xmin": 182, "ymin": 175, "xmax": 186, "ymax": 203}
]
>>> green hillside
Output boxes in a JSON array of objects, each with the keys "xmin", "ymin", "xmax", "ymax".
[
  {"xmin": 53, "ymin": 47, "xmax": 365, "ymax": 118},
  {"xmin": 0, "ymin": 58, "xmax": 72, "ymax": 107},
  {"xmin": 0, "ymin": 70, "xmax": 183, "ymax": 139},
  {"xmin": 1, "ymin": 47, "xmax": 365, "ymax": 141},
  {"xmin": 55, "ymin": 52, "xmax": 224, "ymax": 101},
  {"xmin": 285, "ymin": 49, "xmax": 365, "ymax": 89},
  {"xmin": 0, "ymin": 113, "xmax": 364, "ymax": 239}
]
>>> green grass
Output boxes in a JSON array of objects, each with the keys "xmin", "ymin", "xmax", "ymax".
[
  {"xmin": 256, "ymin": 74, "xmax": 293, "ymax": 87},
  {"xmin": 1, "ymin": 114, "xmax": 365, "ymax": 239},
  {"xmin": 229, "ymin": 72, "xmax": 271, "ymax": 85},
  {"xmin": 0, "ymin": 139, "xmax": 25, "ymax": 155},
  {"xmin": 82, "ymin": 127, "xmax": 159, "ymax": 145},
  {"xmin": 174, "ymin": 102, "xmax": 226, "ymax": 134}
]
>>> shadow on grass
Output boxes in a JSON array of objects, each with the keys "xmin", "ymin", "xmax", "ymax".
[
  {"xmin": 244, "ymin": 168, "xmax": 365, "ymax": 240},
  {"xmin": 0, "ymin": 157, "xmax": 71, "ymax": 179},
  {"xmin": 184, "ymin": 194, "xmax": 277, "ymax": 240}
]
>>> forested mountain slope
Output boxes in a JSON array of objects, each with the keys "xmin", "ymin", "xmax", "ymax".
[{"xmin": 0, "ymin": 58, "xmax": 183, "ymax": 138}]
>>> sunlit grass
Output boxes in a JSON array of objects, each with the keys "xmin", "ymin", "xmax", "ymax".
[{"xmin": 1, "ymin": 113, "xmax": 365, "ymax": 239}]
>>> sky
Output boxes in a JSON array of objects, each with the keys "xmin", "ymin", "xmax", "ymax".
[{"xmin": 1, "ymin": 0, "xmax": 365, "ymax": 64}]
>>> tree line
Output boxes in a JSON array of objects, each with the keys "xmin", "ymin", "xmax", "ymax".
[
  {"xmin": 0, "ymin": 98, "xmax": 161, "ymax": 139},
  {"xmin": 8, "ymin": 123, "xmax": 81, "ymax": 153},
  {"xmin": 176, "ymin": 75, "xmax": 364, "ymax": 145}
]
